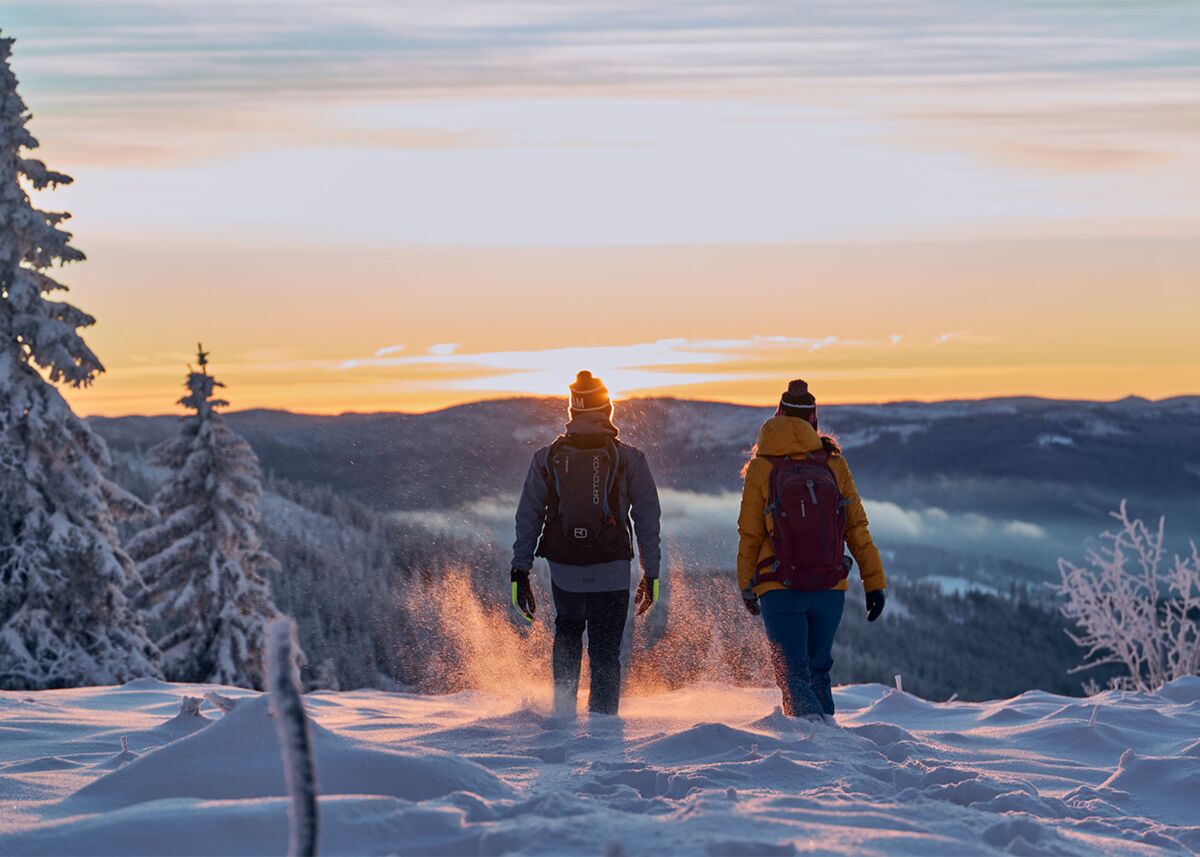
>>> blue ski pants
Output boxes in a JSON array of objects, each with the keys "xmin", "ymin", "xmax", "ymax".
[{"xmin": 759, "ymin": 588, "xmax": 846, "ymax": 716}]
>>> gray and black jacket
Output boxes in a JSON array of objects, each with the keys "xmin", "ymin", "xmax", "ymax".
[{"xmin": 511, "ymin": 420, "xmax": 661, "ymax": 583}]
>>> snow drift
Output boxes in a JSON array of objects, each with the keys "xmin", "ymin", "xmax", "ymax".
[
  {"xmin": 2, "ymin": 676, "xmax": 1199, "ymax": 855},
  {"xmin": 68, "ymin": 694, "xmax": 512, "ymax": 810}
]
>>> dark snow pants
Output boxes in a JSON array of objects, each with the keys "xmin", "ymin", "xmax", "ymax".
[
  {"xmin": 551, "ymin": 584, "xmax": 629, "ymax": 715},
  {"xmin": 760, "ymin": 589, "xmax": 846, "ymax": 717}
]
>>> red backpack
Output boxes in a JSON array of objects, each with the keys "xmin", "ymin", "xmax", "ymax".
[{"xmin": 754, "ymin": 450, "xmax": 850, "ymax": 591}]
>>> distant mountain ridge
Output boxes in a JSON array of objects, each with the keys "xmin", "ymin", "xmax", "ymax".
[
  {"xmin": 92, "ymin": 395, "xmax": 1200, "ymax": 590},
  {"xmin": 91, "ymin": 394, "xmax": 1200, "ymax": 513}
]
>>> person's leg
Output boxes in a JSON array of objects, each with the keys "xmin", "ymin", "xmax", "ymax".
[
  {"xmin": 584, "ymin": 588, "xmax": 630, "ymax": 715},
  {"xmin": 551, "ymin": 584, "xmax": 588, "ymax": 714},
  {"xmin": 766, "ymin": 637, "xmax": 797, "ymax": 716},
  {"xmin": 759, "ymin": 590, "xmax": 823, "ymax": 716},
  {"xmin": 806, "ymin": 589, "xmax": 846, "ymax": 716}
]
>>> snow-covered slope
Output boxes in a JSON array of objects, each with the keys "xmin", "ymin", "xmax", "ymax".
[{"xmin": 2, "ymin": 678, "xmax": 1197, "ymax": 855}]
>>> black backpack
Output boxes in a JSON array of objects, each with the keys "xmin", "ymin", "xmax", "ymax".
[{"xmin": 535, "ymin": 434, "xmax": 633, "ymax": 566}]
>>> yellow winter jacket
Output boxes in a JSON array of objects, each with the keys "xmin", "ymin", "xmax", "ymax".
[{"xmin": 737, "ymin": 416, "xmax": 887, "ymax": 597}]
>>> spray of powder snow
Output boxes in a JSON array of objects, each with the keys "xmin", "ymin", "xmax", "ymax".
[
  {"xmin": 398, "ymin": 569, "xmax": 556, "ymax": 696},
  {"xmin": 626, "ymin": 565, "xmax": 775, "ymax": 694},
  {"xmin": 397, "ymin": 564, "xmax": 775, "ymax": 698}
]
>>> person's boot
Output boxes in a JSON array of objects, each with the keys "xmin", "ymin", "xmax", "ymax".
[
  {"xmin": 553, "ymin": 678, "xmax": 579, "ymax": 720},
  {"xmin": 551, "ymin": 612, "xmax": 585, "ymax": 721},
  {"xmin": 787, "ymin": 669, "xmax": 825, "ymax": 718},
  {"xmin": 769, "ymin": 644, "xmax": 796, "ymax": 715},
  {"xmin": 811, "ymin": 671, "xmax": 835, "ymax": 717},
  {"xmin": 587, "ymin": 659, "xmax": 621, "ymax": 716}
]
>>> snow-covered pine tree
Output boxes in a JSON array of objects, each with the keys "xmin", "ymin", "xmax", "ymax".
[
  {"xmin": 128, "ymin": 346, "xmax": 282, "ymax": 688},
  {"xmin": 0, "ymin": 33, "xmax": 161, "ymax": 689}
]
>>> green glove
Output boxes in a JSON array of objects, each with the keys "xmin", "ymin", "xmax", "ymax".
[
  {"xmin": 511, "ymin": 568, "xmax": 535, "ymax": 623},
  {"xmin": 635, "ymin": 575, "xmax": 659, "ymax": 616}
]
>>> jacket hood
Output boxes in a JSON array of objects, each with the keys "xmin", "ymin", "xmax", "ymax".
[{"xmin": 755, "ymin": 415, "xmax": 823, "ymax": 457}]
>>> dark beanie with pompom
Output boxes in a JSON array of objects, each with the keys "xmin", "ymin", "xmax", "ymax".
[
  {"xmin": 778, "ymin": 379, "xmax": 817, "ymax": 422},
  {"xmin": 569, "ymin": 370, "xmax": 611, "ymax": 416}
]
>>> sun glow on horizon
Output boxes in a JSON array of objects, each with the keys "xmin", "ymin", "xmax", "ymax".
[
  {"xmin": 6, "ymin": 1, "xmax": 1194, "ymax": 417},
  {"xmin": 338, "ymin": 337, "xmax": 866, "ymax": 400}
]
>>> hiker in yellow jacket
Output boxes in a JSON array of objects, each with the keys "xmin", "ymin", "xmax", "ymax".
[{"xmin": 737, "ymin": 379, "xmax": 887, "ymax": 719}]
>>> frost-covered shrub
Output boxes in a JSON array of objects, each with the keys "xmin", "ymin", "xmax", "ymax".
[{"xmin": 1058, "ymin": 502, "xmax": 1200, "ymax": 692}]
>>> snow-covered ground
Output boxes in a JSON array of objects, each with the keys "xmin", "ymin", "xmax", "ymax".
[{"xmin": 2, "ymin": 678, "xmax": 1198, "ymax": 855}]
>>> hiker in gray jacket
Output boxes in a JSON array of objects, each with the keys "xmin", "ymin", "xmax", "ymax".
[{"xmin": 510, "ymin": 371, "xmax": 662, "ymax": 716}]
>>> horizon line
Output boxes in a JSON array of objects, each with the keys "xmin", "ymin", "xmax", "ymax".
[{"xmin": 82, "ymin": 390, "xmax": 1197, "ymax": 421}]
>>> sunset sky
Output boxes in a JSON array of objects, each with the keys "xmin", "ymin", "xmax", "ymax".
[{"xmin": 7, "ymin": 1, "xmax": 1199, "ymax": 415}]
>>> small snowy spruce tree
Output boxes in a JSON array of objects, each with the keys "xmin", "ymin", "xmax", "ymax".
[
  {"xmin": 128, "ymin": 347, "xmax": 282, "ymax": 688},
  {"xmin": 1058, "ymin": 502, "xmax": 1200, "ymax": 692},
  {"xmin": 0, "ymin": 33, "xmax": 160, "ymax": 689}
]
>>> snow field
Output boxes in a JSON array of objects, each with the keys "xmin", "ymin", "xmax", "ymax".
[{"xmin": 1, "ymin": 677, "xmax": 1198, "ymax": 855}]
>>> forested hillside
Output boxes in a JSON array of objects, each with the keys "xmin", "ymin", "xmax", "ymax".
[
  {"xmin": 95, "ymin": 396, "xmax": 1187, "ymax": 699},
  {"xmin": 108, "ymin": 450, "xmax": 1108, "ymax": 699},
  {"xmin": 93, "ymin": 395, "xmax": 1200, "ymax": 598}
]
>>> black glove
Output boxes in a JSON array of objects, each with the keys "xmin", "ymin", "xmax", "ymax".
[
  {"xmin": 635, "ymin": 575, "xmax": 659, "ymax": 616},
  {"xmin": 866, "ymin": 589, "xmax": 886, "ymax": 622},
  {"xmin": 511, "ymin": 568, "xmax": 535, "ymax": 623},
  {"xmin": 741, "ymin": 586, "xmax": 761, "ymax": 616}
]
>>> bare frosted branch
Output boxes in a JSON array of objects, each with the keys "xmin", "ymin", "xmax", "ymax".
[{"xmin": 1057, "ymin": 502, "xmax": 1200, "ymax": 692}]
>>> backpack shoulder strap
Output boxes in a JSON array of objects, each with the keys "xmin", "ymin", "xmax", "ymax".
[
  {"xmin": 542, "ymin": 437, "xmax": 570, "ymax": 515},
  {"xmin": 803, "ymin": 447, "xmax": 845, "ymax": 506},
  {"xmin": 610, "ymin": 437, "xmax": 625, "ymax": 465},
  {"xmin": 542, "ymin": 437, "xmax": 567, "ymax": 478},
  {"xmin": 762, "ymin": 455, "xmax": 789, "ymax": 517}
]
